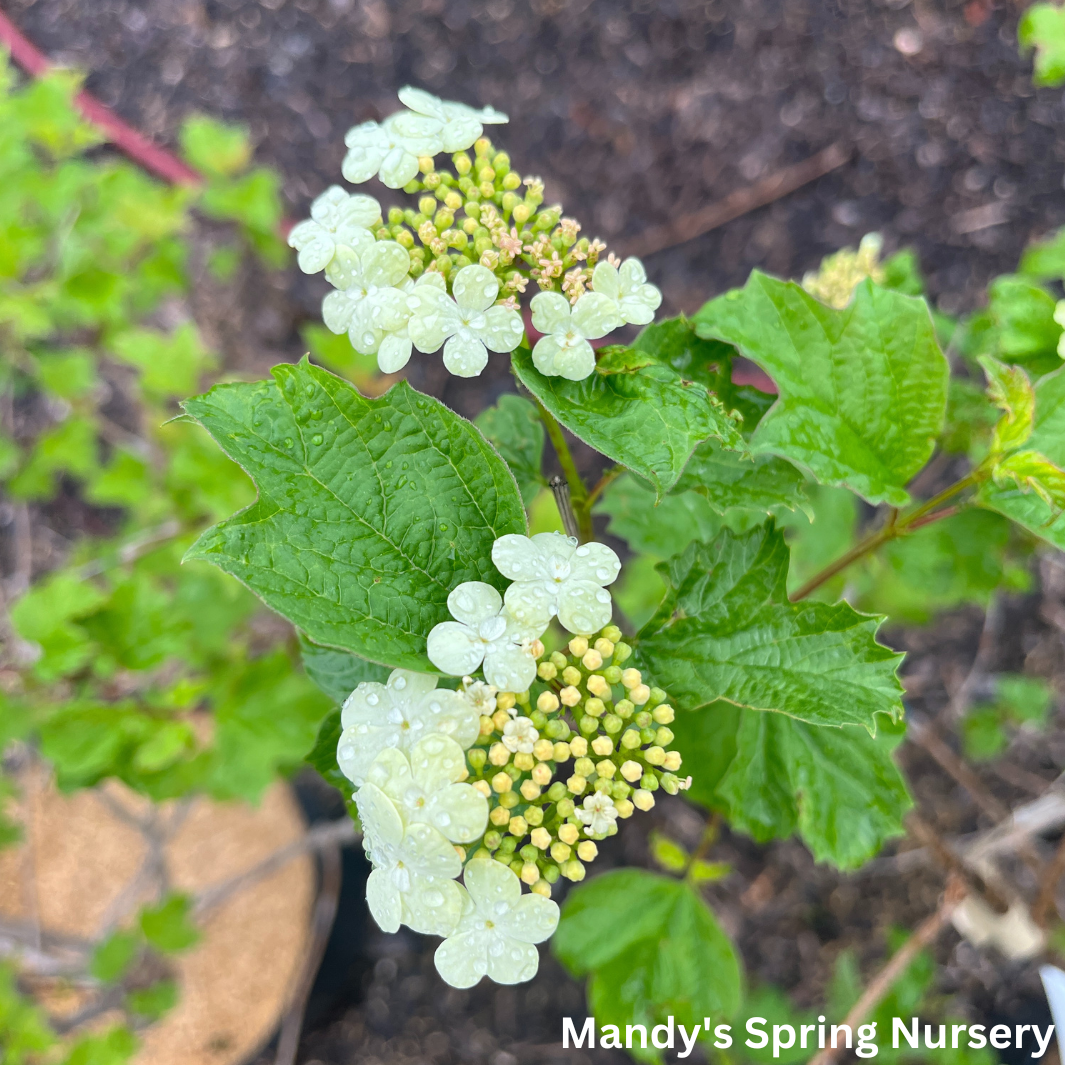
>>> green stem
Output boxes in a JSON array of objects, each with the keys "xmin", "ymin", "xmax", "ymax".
[
  {"xmin": 789, "ymin": 468, "xmax": 985, "ymax": 603},
  {"xmin": 535, "ymin": 400, "xmax": 593, "ymax": 542}
]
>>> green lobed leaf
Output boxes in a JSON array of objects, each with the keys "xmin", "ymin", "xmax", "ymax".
[
  {"xmin": 299, "ymin": 632, "xmax": 390, "ymax": 704},
  {"xmin": 1021, "ymin": 227, "xmax": 1065, "ymax": 281},
  {"xmin": 555, "ymin": 870, "xmax": 741, "ymax": 1060},
  {"xmin": 675, "ymin": 438, "xmax": 808, "ymax": 517},
  {"xmin": 182, "ymin": 360, "xmax": 527, "ymax": 671},
  {"xmin": 511, "ymin": 343, "xmax": 744, "ymax": 500},
  {"xmin": 973, "ymin": 275, "xmax": 1062, "ymax": 374},
  {"xmin": 475, "ymin": 393, "xmax": 545, "ymax": 505},
  {"xmin": 636, "ymin": 523, "xmax": 904, "ymax": 731},
  {"xmin": 673, "ymin": 702, "xmax": 911, "ymax": 869},
  {"xmin": 979, "ymin": 354, "xmax": 1036, "ymax": 454},
  {"xmin": 693, "ymin": 273, "xmax": 948, "ymax": 506},
  {"xmin": 179, "ymin": 115, "xmax": 251, "ymax": 179}
]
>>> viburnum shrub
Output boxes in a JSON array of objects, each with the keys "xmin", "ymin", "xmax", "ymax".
[{"xmin": 175, "ymin": 83, "xmax": 1065, "ymax": 1025}]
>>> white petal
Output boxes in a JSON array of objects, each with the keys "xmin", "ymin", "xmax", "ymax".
[
  {"xmin": 492, "ymin": 534, "xmax": 544, "ymax": 580},
  {"xmin": 363, "ymin": 241, "xmax": 411, "ymax": 288},
  {"xmin": 435, "ymin": 929, "xmax": 488, "ymax": 988},
  {"xmin": 498, "ymin": 893, "xmax": 560, "ymax": 944},
  {"xmin": 415, "ymin": 270, "xmax": 447, "ymax": 292},
  {"xmin": 552, "ymin": 336, "xmax": 597, "ymax": 381},
  {"xmin": 287, "ymin": 218, "xmax": 322, "ymax": 250},
  {"xmin": 426, "ymin": 783, "xmax": 489, "ymax": 842},
  {"xmin": 427, "ymin": 621, "xmax": 485, "ymax": 677},
  {"xmin": 296, "ymin": 235, "xmax": 335, "ymax": 274},
  {"xmin": 341, "ymin": 143, "xmax": 386, "ymax": 184},
  {"xmin": 486, "ymin": 934, "xmax": 541, "ymax": 984},
  {"xmin": 344, "ymin": 120, "xmax": 386, "ymax": 149},
  {"xmin": 354, "ymin": 782, "xmax": 404, "ymax": 847},
  {"xmin": 448, "ymin": 581, "xmax": 503, "ymax": 626},
  {"xmin": 463, "ymin": 857, "xmax": 523, "ymax": 908},
  {"xmin": 407, "ymin": 289, "xmax": 462, "ymax": 353},
  {"xmin": 443, "ymin": 332, "xmax": 489, "ymax": 378},
  {"xmin": 322, "ymin": 290, "xmax": 358, "ymax": 334},
  {"xmin": 409, "ymin": 688, "xmax": 481, "ymax": 750},
  {"xmin": 383, "ymin": 110, "xmax": 444, "ymax": 154},
  {"xmin": 337, "ymin": 193, "xmax": 382, "ymax": 229},
  {"xmin": 567, "ymin": 541, "xmax": 621, "ymax": 586},
  {"xmin": 340, "ymin": 681, "xmax": 389, "ymax": 728},
  {"xmin": 571, "ymin": 291, "xmax": 621, "ymax": 339},
  {"xmin": 408, "ymin": 733, "xmax": 466, "ymax": 790},
  {"xmin": 619, "ymin": 293, "xmax": 658, "ymax": 326},
  {"xmin": 378, "ymin": 334, "xmax": 413, "ymax": 374},
  {"xmin": 478, "ymin": 306, "xmax": 525, "ymax": 353},
  {"xmin": 473, "ymin": 104, "xmax": 508, "ymax": 125},
  {"xmin": 310, "ymin": 185, "xmax": 348, "ymax": 222},
  {"xmin": 618, "ymin": 257, "xmax": 649, "ymax": 291},
  {"xmin": 483, "ymin": 643, "xmax": 537, "ymax": 694},
  {"xmin": 452, "ymin": 264, "xmax": 499, "ymax": 314},
  {"xmin": 333, "ymin": 226, "xmax": 377, "ymax": 256},
  {"xmin": 324, "ymin": 245, "xmax": 364, "ymax": 290},
  {"xmin": 337, "ymin": 722, "xmax": 395, "ymax": 788},
  {"xmin": 530, "ymin": 334, "xmax": 565, "ymax": 377},
  {"xmin": 366, "ymin": 868, "xmax": 402, "ymax": 932},
  {"xmin": 365, "ymin": 745, "xmax": 413, "ymax": 794},
  {"xmin": 503, "ymin": 581, "xmax": 557, "ymax": 628},
  {"xmin": 590, "ymin": 261, "xmax": 621, "ymax": 301},
  {"xmin": 378, "ymin": 146, "xmax": 421, "ymax": 189},
  {"xmin": 402, "ymin": 822, "xmax": 463, "ymax": 879},
  {"xmin": 439, "ymin": 114, "xmax": 483, "ymax": 153},
  {"xmin": 397, "ymin": 86, "xmax": 446, "ymax": 121},
  {"xmin": 402, "ymin": 875, "xmax": 464, "ymax": 936},
  {"xmin": 530, "ymin": 291, "xmax": 571, "ymax": 335},
  {"xmin": 556, "ymin": 580, "xmax": 613, "ymax": 636}
]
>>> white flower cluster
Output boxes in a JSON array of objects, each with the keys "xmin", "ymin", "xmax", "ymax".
[
  {"xmin": 288, "ymin": 87, "xmax": 665, "ymax": 382},
  {"xmin": 427, "ymin": 532, "xmax": 621, "ymax": 688},
  {"xmin": 337, "ymin": 668, "xmax": 558, "ymax": 986}
]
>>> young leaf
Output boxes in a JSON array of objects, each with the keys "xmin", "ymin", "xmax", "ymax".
[
  {"xmin": 979, "ymin": 354, "xmax": 1035, "ymax": 454},
  {"xmin": 182, "ymin": 360, "xmax": 526, "ymax": 670},
  {"xmin": 139, "ymin": 894, "xmax": 199, "ymax": 954},
  {"xmin": 511, "ymin": 344, "xmax": 744, "ymax": 500},
  {"xmin": 673, "ymin": 702, "xmax": 911, "ymax": 869},
  {"xmin": 475, "ymin": 393, "xmax": 545, "ymax": 505},
  {"xmin": 675, "ymin": 438, "xmax": 808, "ymax": 517},
  {"xmin": 126, "ymin": 980, "xmax": 178, "ymax": 1021},
  {"xmin": 555, "ymin": 870, "xmax": 741, "ymax": 1053},
  {"xmin": 693, "ymin": 273, "xmax": 948, "ymax": 506},
  {"xmin": 979, "ymin": 275, "xmax": 1062, "ymax": 371},
  {"xmin": 979, "ymin": 365, "xmax": 1065, "ymax": 546},
  {"xmin": 179, "ymin": 115, "xmax": 251, "ymax": 178},
  {"xmin": 636, "ymin": 523, "xmax": 904, "ymax": 731},
  {"xmin": 299, "ymin": 632, "xmax": 390, "ymax": 704},
  {"xmin": 1020, "ymin": 2, "xmax": 1065, "ymax": 87},
  {"xmin": 89, "ymin": 931, "xmax": 141, "ymax": 984}
]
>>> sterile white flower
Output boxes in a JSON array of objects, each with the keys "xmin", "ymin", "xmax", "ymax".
[
  {"xmin": 366, "ymin": 734, "xmax": 489, "ymax": 843},
  {"xmin": 396, "ymin": 86, "xmax": 508, "ymax": 154},
  {"xmin": 576, "ymin": 791, "xmax": 619, "ymax": 837},
  {"xmin": 590, "ymin": 257, "xmax": 662, "ymax": 326},
  {"xmin": 322, "ymin": 239, "xmax": 410, "ymax": 330},
  {"xmin": 529, "ymin": 290, "xmax": 621, "ymax": 380},
  {"xmin": 491, "ymin": 532, "xmax": 620, "ymax": 635},
  {"xmin": 501, "ymin": 716, "xmax": 538, "ymax": 754},
  {"xmin": 342, "ymin": 112, "xmax": 443, "ymax": 189},
  {"xmin": 407, "ymin": 264, "xmax": 525, "ymax": 377},
  {"xmin": 287, "ymin": 186, "xmax": 380, "ymax": 274},
  {"xmin": 433, "ymin": 859, "xmax": 559, "ymax": 988},
  {"xmin": 337, "ymin": 669, "xmax": 480, "ymax": 787},
  {"xmin": 426, "ymin": 581, "xmax": 545, "ymax": 692},
  {"xmin": 352, "ymin": 272, "xmax": 447, "ymax": 374},
  {"xmin": 461, "ymin": 677, "xmax": 498, "ymax": 715},
  {"xmin": 356, "ymin": 781, "xmax": 464, "ymax": 936}
]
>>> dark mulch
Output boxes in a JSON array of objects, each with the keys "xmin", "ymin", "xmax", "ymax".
[{"xmin": 7, "ymin": 0, "xmax": 1065, "ymax": 1061}]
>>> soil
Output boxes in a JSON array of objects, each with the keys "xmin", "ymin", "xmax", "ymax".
[{"xmin": 6, "ymin": 0, "xmax": 1065, "ymax": 1062}]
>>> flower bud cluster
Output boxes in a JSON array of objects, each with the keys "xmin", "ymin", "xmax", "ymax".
[
  {"xmin": 460, "ymin": 624, "xmax": 688, "ymax": 895},
  {"xmin": 802, "ymin": 232, "xmax": 885, "ymax": 309},
  {"xmin": 288, "ymin": 87, "xmax": 662, "ymax": 381}
]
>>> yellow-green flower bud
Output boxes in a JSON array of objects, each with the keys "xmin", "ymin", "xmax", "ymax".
[
  {"xmin": 394, "ymin": 228, "xmax": 415, "ymax": 250},
  {"xmin": 543, "ymin": 863, "xmax": 561, "ymax": 883},
  {"xmin": 531, "ymin": 827, "xmax": 551, "ymax": 850},
  {"xmin": 631, "ymin": 683, "xmax": 651, "ymax": 705},
  {"xmin": 586, "ymin": 674, "xmax": 611, "ymax": 698},
  {"xmin": 508, "ymin": 815, "xmax": 528, "ymax": 837},
  {"xmin": 579, "ymin": 715, "xmax": 599, "ymax": 735},
  {"xmin": 584, "ymin": 697, "xmax": 605, "ymax": 718},
  {"xmin": 501, "ymin": 191, "xmax": 521, "ymax": 213},
  {"xmin": 577, "ymin": 840, "xmax": 598, "ymax": 862},
  {"xmin": 602, "ymin": 713, "xmax": 622, "ymax": 734},
  {"xmin": 538, "ymin": 662, "xmax": 558, "ymax": 681},
  {"xmin": 491, "ymin": 771, "xmax": 513, "ymax": 792},
  {"xmin": 652, "ymin": 705, "xmax": 675, "ymax": 724},
  {"xmin": 551, "ymin": 841, "xmax": 572, "ymax": 863},
  {"xmin": 621, "ymin": 729, "xmax": 642, "ymax": 750},
  {"xmin": 513, "ymin": 753, "xmax": 534, "ymax": 772},
  {"xmin": 635, "ymin": 711, "xmax": 653, "ymax": 728},
  {"xmin": 558, "ymin": 822, "xmax": 579, "ymax": 845},
  {"xmin": 591, "ymin": 735, "xmax": 614, "ymax": 756},
  {"xmin": 615, "ymin": 699, "xmax": 634, "ymax": 718},
  {"xmin": 616, "ymin": 798, "xmax": 635, "ymax": 818},
  {"xmin": 467, "ymin": 748, "xmax": 487, "ymax": 771},
  {"xmin": 403, "ymin": 179, "xmax": 421, "ymax": 194},
  {"xmin": 484, "ymin": 830, "xmax": 502, "ymax": 850},
  {"xmin": 568, "ymin": 636, "xmax": 590, "ymax": 657},
  {"xmin": 490, "ymin": 805, "xmax": 510, "ymax": 827},
  {"xmin": 444, "ymin": 190, "xmax": 463, "ymax": 211},
  {"xmin": 499, "ymin": 789, "xmax": 520, "ymax": 808},
  {"xmin": 462, "ymin": 217, "xmax": 479, "ymax": 235},
  {"xmin": 561, "ymin": 859, "xmax": 586, "ymax": 882},
  {"xmin": 655, "ymin": 727, "xmax": 675, "ymax": 746},
  {"xmin": 568, "ymin": 774, "xmax": 588, "ymax": 794},
  {"xmin": 562, "ymin": 665, "xmax": 582, "ymax": 686},
  {"xmin": 493, "ymin": 151, "xmax": 511, "ymax": 173},
  {"xmin": 648, "ymin": 687, "xmax": 667, "ymax": 707},
  {"xmin": 611, "ymin": 780, "xmax": 631, "ymax": 800},
  {"xmin": 574, "ymin": 757, "xmax": 594, "ymax": 777},
  {"xmin": 582, "ymin": 649, "xmax": 604, "ymax": 671},
  {"xmin": 479, "ymin": 181, "xmax": 496, "ymax": 199},
  {"xmin": 593, "ymin": 777, "xmax": 612, "ymax": 795},
  {"xmin": 525, "ymin": 805, "xmax": 544, "ymax": 826},
  {"xmin": 633, "ymin": 789, "xmax": 655, "ymax": 812},
  {"xmin": 510, "ymin": 857, "xmax": 525, "ymax": 875},
  {"xmin": 595, "ymin": 758, "xmax": 616, "ymax": 780},
  {"xmin": 552, "ymin": 742, "xmax": 571, "ymax": 763},
  {"xmin": 531, "ymin": 878, "xmax": 552, "ymax": 897},
  {"xmin": 474, "ymin": 136, "xmax": 492, "ymax": 157},
  {"xmin": 434, "ymin": 208, "xmax": 455, "ymax": 230},
  {"xmin": 547, "ymin": 781, "xmax": 568, "ymax": 802},
  {"xmin": 570, "ymin": 737, "xmax": 588, "ymax": 757},
  {"xmin": 614, "ymin": 642, "xmax": 633, "ymax": 664},
  {"xmin": 663, "ymin": 751, "xmax": 682, "ymax": 772},
  {"xmin": 557, "ymin": 797, "xmax": 576, "ymax": 818},
  {"xmin": 453, "ymin": 151, "xmax": 472, "ymax": 175},
  {"xmin": 387, "ymin": 206, "xmax": 404, "ymax": 225},
  {"xmin": 521, "ymin": 861, "xmax": 540, "ymax": 885},
  {"xmin": 376, "ymin": 226, "xmax": 391, "ymax": 240},
  {"xmin": 520, "ymin": 779, "xmax": 541, "ymax": 802},
  {"xmin": 602, "ymin": 665, "xmax": 622, "ymax": 685},
  {"xmin": 560, "ymin": 685, "xmax": 581, "ymax": 707},
  {"xmin": 620, "ymin": 759, "xmax": 643, "ymax": 783},
  {"xmin": 641, "ymin": 773, "xmax": 659, "ymax": 792},
  {"xmin": 423, "ymin": 169, "xmax": 442, "ymax": 187},
  {"xmin": 660, "ymin": 775, "xmax": 680, "ymax": 796},
  {"xmin": 513, "ymin": 202, "xmax": 532, "ymax": 226},
  {"xmin": 594, "ymin": 638, "xmax": 615, "ymax": 658},
  {"xmin": 502, "ymin": 170, "xmax": 522, "ymax": 191},
  {"xmin": 602, "ymin": 624, "xmax": 623, "ymax": 643}
]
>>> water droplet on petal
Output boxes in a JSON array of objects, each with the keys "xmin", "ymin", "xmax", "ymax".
[
  {"xmin": 394, "ymin": 675, "xmax": 407, "ymax": 690},
  {"xmin": 575, "ymin": 546, "xmax": 589, "ymax": 556},
  {"xmin": 437, "ymin": 812, "xmax": 452, "ymax": 827}
]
